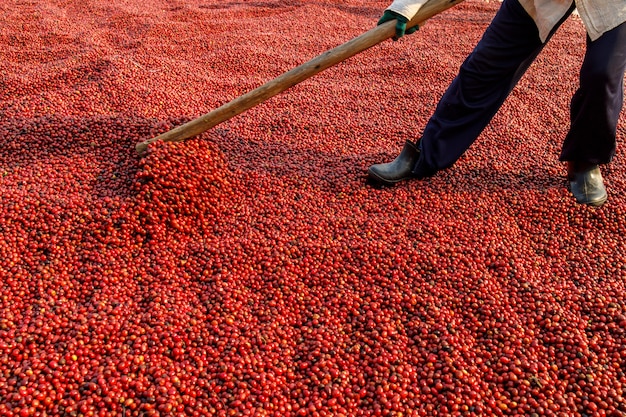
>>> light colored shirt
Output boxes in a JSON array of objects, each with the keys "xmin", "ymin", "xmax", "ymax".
[{"xmin": 387, "ymin": 0, "xmax": 626, "ymax": 42}]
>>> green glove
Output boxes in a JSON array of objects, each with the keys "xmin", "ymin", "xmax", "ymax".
[{"xmin": 377, "ymin": 10, "xmax": 419, "ymax": 41}]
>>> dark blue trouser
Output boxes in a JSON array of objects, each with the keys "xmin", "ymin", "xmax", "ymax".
[{"xmin": 415, "ymin": 0, "xmax": 626, "ymax": 176}]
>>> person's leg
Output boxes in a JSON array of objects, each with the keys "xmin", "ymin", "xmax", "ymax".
[
  {"xmin": 369, "ymin": 0, "xmax": 574, "ymax": 185},
  {"xmin": 560, "ymin": 21, "xmax": 626, "ymax": 164},
  {"xmin": 559, "ymin": 21, "xmax": 626, "ymax": 207},
  {"xmin": 415, "ymin": 0, "xmax": 575, "ymax": 176}
]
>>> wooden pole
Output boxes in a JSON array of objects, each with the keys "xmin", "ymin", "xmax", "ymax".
[{"xmin": 135, "ymin": 0, "xmax": 465, "ymax": 154}]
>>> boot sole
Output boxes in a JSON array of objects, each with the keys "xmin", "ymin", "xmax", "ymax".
[
  {"xmin": 366, "ymin": 168, "xmax": 412, "ymax": 187},
  {"xmin": 577, "ymin": 193, "xmax": 607, "ymax": 207}
]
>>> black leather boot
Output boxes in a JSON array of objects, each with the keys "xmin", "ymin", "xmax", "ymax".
[
  {"xmin": 567, "ymin": 161, "xmax": 607, "ymax": 207},
  {"xmin": 368, "ymin": 141, "xmax": 420, "ymax": 186}
]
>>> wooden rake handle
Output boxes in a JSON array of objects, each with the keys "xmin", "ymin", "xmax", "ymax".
[{"xmin": 135, "ymin": 0, "xmax": 465, "ymax": 154}]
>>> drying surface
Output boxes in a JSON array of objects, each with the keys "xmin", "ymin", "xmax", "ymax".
[{"xmin": 1, "ymin": 0, "xmax": 625, "ymax": 415}]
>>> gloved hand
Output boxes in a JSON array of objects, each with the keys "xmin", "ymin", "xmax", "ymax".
[{"xmin": 377, "ymin": 10, "xmax": 419, "ymax": 41}]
